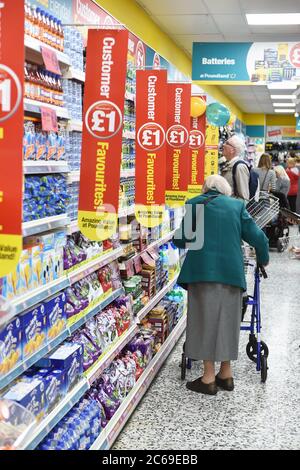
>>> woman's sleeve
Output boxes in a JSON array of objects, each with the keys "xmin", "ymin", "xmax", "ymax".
[
  {"xmin": 241, "ymin": 205, "xmax": 269, "ymax": 266},
  {"xmin": 172, "ymin": 201, "xmax": 196, "ymax": 249},
  {"xmin": 270, "ymin": 170, "xmax": 277, "ymax": 191}
]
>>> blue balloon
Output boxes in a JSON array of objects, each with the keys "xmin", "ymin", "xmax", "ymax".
[{"xmin": 206, "ymin": 103, "xmax": 230, "ymax": 127}]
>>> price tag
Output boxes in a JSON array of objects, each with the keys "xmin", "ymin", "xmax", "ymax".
[
  {"xmin": 41, "ymin": 46, "xmax": 61, "ymax": 75},
  {"xmin": 41, "ymin": 106, "xmax": 58, "ymax": 132}
]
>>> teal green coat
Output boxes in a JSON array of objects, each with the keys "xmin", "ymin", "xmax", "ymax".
[{"xmin": 173, "ymin": 191, "xmax": 269, "ymax": 290}]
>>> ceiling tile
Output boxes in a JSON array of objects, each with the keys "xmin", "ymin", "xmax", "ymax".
[
  {"xmin": 213, "ymin": 14, "xmax": 250, "ymax": 33},
  {"xmin": 223, "ymin": 34, "xmax": 253, "ymax": 41},
  {"xmin": 136, "ymin": 0, "xmax": 208, "ymax": 15},
  {"xmin": 249, "ymin": 25, "xmax": 300, "ymax": 34},
  {"xmin": 172, "ymin": 34, "xmax": 224, "ymax": 51},
  {"xmin": 241, "ymin": 0, "xmax": 300, "ymax": 14},
  {"xmin": 154, "ymin": 14, "xmax": 218, "ymax": 35},
  {"xmin": 204, "ymin": 0, "xmax": 243, "ymax": 15}
]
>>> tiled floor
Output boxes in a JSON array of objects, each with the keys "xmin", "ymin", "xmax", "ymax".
[{"xmin": 114, "ymin": 247, "xmax": 300, "ymax": 450}]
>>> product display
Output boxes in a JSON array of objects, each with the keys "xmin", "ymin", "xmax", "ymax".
[
  {"xmin": 63, "ymin": 80, "xmax": 83, "ymax": 121},
  {"xmin": 24, "ymin": 62, "xmax": 64, "ymax": 107},
  {"xmin": 23, "ymin": 119, "xmax": 67, "ymax": 161},
  {"xmin": 25, "ymin": 2, "xmax": 64, "ymax": 51}
]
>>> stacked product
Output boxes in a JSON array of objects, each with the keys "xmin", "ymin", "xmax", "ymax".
[
  {"xmin": 23, "ymin": 119, "xmax": 67, "ymax": 161},
  {"xmin": 67, "ymin": 182, "xmax": 80, "ymax": 222},
  {"xmin": 1, "ymin": 341, "xmax": 83, "ymax": 420},
  {"xmin": 0, "ymin": 231, "xmax": 66, "ymax": 300},
  {"xmin": 37, "ymin": 397, "xmax": 104, "ymax": 450},
  {"xmin": 119, "ymin": 177, "xmax": 135, "ymax": 212},
  {"xmin": 121, "ymin": 140, "xmax": 135, "ymax": 170},
  {"xmin": 63, "ymin": 27, "xmax": 84, "ymax": 72},
  {"xmin": 0, "ymin": 290, "xmax": 67, "ymax": 378},
  {"xmin": 63, "ymin": 80, "xmax": 83, "ymax": 121},
  {"xmin": 66, "ymin": 132, "xmax": 82, "ymax": 170},
  {"xmin": 23, "ymin": 175, "xmax": 69, "ymax": 222},
  {"xmin": 24, "ymin": 2, "xmax": 64, "ymax": 52},
  {"xmin": 24, "ymin": 63, "xmax": 64, "ymax": 107},
  {"xmin": 123, "ymin": 276, "xmax": 146, "ymax": 316}
]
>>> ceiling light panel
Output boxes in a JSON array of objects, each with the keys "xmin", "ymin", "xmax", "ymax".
[
  {"xmin": 274, "ymin": 109, "xmax": 296, "ymax": 113},
  {"xmin": 272, "ymin": 102, "xmax": 296, "ymax": 107},
  {"xmin": 270, "ymin": 95, "xmax": 296, "ymax": 99},
  {"xmin": 246, "ymin": 13, "xmax": 300, "ymax": 25}
]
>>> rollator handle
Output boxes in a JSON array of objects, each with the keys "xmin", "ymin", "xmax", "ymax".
[{"xmin": 258, "ymin": 264, "xmax": 268, "ymax": 279}]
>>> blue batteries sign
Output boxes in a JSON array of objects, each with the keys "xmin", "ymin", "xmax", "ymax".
[
  {"xmin": 193, "ymin": 42, "xmax": 300, "ymax": 85},
  {"xmin": 296, "ymin": 117, "xmax": 300, "ymax": 133}
]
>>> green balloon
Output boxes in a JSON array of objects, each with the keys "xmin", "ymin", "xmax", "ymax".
[{"xmin": 206, "ymin": 103, "xmax": 230, "ymax": 127}]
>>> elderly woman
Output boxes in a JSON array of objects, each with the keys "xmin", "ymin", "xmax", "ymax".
[{"xmin": 173, "ymin": 175, "xmax": 269, "ymax": 396}]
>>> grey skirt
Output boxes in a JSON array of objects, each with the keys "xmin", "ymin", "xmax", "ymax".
[{"xmin": 185, "ymin": 282, "xmax": 243, "ymax": 362}]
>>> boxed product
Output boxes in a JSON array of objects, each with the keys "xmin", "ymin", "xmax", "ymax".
[
  {"xmin": 18, "ymin": 249, "xmax": 33, "ymax": 296},
  {"xmin": 23, "ymin": 367, "xmax": 64, "ymax": 414},
  {"xmin": 36, "ymin": 343, "xmax": 84, "ymax": 393},
  {"xmin": 0, "ymin": 266, "xmax": 20, "ymax": 300},
  {"xmin": 44, "ymin": 292, "xmax": 67, "ymax": 341},
  {"xmin": 21, "ymin": 304, "xmax": 47, "ymax": 359},
  {"xmin": 2, "ymin": 378, "xmax": 45, "ymax": 419},
  {"xmin": 0, "ymin": 316, "xmax": 22, "ymax": 377}
]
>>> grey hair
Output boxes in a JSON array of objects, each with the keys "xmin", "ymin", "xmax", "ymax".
[
  {"xmin": 203, "ymin": 175, "xmax": 232, "ymax": 196},
  {"xmin": 227, "ymin": 135, "xmax": 246, "ymax": 156}
]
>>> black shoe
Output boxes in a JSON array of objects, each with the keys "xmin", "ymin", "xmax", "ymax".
[
  {"xmin": 186, "ymin": 377, "xmax": 217, "ymax": 395},
  {"xmin": 216, "ymin": 375, "xmax": 234, "ymax": 391}
]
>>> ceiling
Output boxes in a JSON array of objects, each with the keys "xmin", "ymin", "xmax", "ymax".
[{"xmin": 135, "ymin": 0, "xmax": 300, "ymax": 114}]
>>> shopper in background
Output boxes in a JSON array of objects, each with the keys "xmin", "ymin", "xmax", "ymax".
[
  {"xmin": 173, "ymin": 175, "xmax": 269, "ymax": 396},
  {"xmin": 253, "ymin": 154, "xmax": 276, "ymax": 193},
  {"xmin": 286, "ymin": 158, "xmax": 300, "ymax": 212},
  {"xmin": 221, "ymin": 136, "xmax": 250, "ymax": 202},
  {"xmin": 274, "ymin": 165, "xmax": 290, "ymax": 198}
]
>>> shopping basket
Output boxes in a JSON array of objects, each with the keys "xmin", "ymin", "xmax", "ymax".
[
  {"xmin": 246, "ymin": 191, "xmax": 280, "ymax": 229},
  {"xmin": 181, "ymin": 246, "xmax": 269, "ymax": 383}
]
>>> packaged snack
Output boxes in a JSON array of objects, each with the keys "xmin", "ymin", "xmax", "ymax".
[
  {"xmin": 44, "ymin": 292, "xmax": 67, "ymax": 341},
  {"xmin": 0, "ymin": 266, "xmax": 20, "ymax": 300},
  {"xmin": 21, "ymin": 304, "xmax": 47, "ymax": 359},
  {"xmin": 46, "ymin": 131, "xmax": 58, "ymax": 160},
  {"xmin": 71, "ymin": 332, "xmax": 100, "ymax": 371},
  {"xmin": 23, "ymin": 121, "xmax": 36, "ymax": 161},
  {"xmin": 18, "ymin": 249, "xmax": 33, "ymax": 295},
  {"xmin": 0, "ymin": 316, "xmax": 22, "ymax": 377},
  {"xmin": 97, "ymin": 266, "xmax": 112, "ymax": 293},
  {"xmin": 53, "ymin": 231, "xmax": 67, "ymax": 279},
  {"xmin": 30, "ymin": 244, "xmax": 43, "ymax": 289},
  {"xmin": 2, "ymin": 378, "xmax": 45, "ymax": 419},
  {"xmin": 36, "ymin": 343, "xmax": 84, "ymax": 393},
  {"xmin": 35, "ymin": 123, "xmax": 47, "ymax": 161}
]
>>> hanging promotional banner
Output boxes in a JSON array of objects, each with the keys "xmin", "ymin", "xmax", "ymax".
[
  {"xmin": 78, "ymin": 29, "xmax": 129, "ymax": 241},
  {"xmin": 188, "ymin": 96, "xmax": 206, "ymax": 197},
  {"xmin": 165, "ymin": 83, "xmax": 191, "ymax": 207},
  {"xmin": 193, "ymin": 42, "xmax": 300, "ymax": 85},
  {"xmin": 135, "ymin": 70, "xmax": 168, "ymax": 228},
  {"xmin": 205, "ymin": 124, "xmax": 219, "ymax": 179},
  {"xmin": 267, "ymin": 126, "xmax": 300, "ymax": 140},
  {"xmin": 0, "ymin": 0, "xmax": 24, "ymax": 277}
]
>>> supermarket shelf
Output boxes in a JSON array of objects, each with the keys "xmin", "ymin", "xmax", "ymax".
[
  {"xmin": 127, "ymin": 230, "xmax": 176, "ymax": 265},
  {"xmin": 68, "ymin": 170, "xmax": 80, "ymax": 183},
  {"xmin": 120, "ymin": 169, "xmax": 135, "ymax": 179},
  {"xmin": 64, "ymin": 68, "xmax": 86, "ymax": 83},
  {"xmin": 67, "ymin": 120, "xmax": 83, "ymax": 132},
  {"xmin": 0, "ymin": 328, "xmax": 69, "ymax": 392},
  {"xmin": 68, "ymin": 288, "xmax": 125, "ymax": 335},
  {"xmin": 24, "ymin": 161, "xmax": 70, "ymax": 175},
  {"xmin": 25, "ymin": 35, "xmax": 70, "ymax": 67},
  {"xmin": 24, "ymin": 98, "xmax": 70, "ymax": 120},
  {"xmin": 68, "ymin": 247, "xmax": 123, "ymax": 285},
  {"xmin": 11, "ymin": 276, "xmax": 70, "ymax": 316},
  {"xmin": 23, "ymin": 215, "xmax": 71, "ymax": 237},
  {"xmin": 21, "ymin": 379, "xmax": 89, "ymax": 450},
  {"xmin": 86, "ymin": 323, "xmax": 139, "ymax": 385},
  {"xmin": 69, "ymin": 220, "xmax": 79, "ymax": 234},
  {"xmin": 90, "ymin": 314, "xmax": 187, "ymax": 450},
  {"xmin": 136, "ymin": 274, "xmax": 179, "ymax": 324},
  {"xmin": 122, "ymin": 130, "xmax": 135, "ymax": 140}
]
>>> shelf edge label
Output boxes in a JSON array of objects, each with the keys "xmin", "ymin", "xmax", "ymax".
[
  {"xmin": 78, "ymin": 29, "xmax": 129, "ymax": 241},
  {"xmin": 0, "ymin": 0, "xmax": 24, "ymax": 277}
]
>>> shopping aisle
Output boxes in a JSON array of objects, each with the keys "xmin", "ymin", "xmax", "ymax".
[{"xmin": 114, "ymin": 249, "xmax": 300, "ymax": 451}]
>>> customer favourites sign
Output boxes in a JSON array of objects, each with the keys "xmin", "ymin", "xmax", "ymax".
[
  {"xmin": 188, "ymin": 97, "xmax": 206, "ymax": 197},
  {"xmin": 78, "ymin": 29, "xmax": 128, "ymax": 241},
  {"xmin": 0, "ymin": 0, "xmax": 24, "ymax": 277},
  {"xmin": 135, "ymin": 70, "xmax": 168, "ymax": 228},
  {"xmin": 165, "ymin": 83, "xmax": 191, "ymax": 207}
]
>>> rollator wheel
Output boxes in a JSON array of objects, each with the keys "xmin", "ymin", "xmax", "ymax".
[
  {"xmin": 246, "ymin": 340, "xmax": 269, "ymax": 363},
  {"xmin": 261, "ymin": 355, "xmax": 268, "ymax": 383},
  {"xmin": 187, "ymin": 359, "xmax": 192, "ymax": 370},
  {"xmin": 181, "ymin": 353, "xmax": 187, "ymax": 380}
]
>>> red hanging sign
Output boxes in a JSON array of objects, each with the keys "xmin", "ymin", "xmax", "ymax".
[
  {"xmin": 135, "ymin": 70, "xmax": 168, "ymax": 228},
  {"xmin": 78, "ymin": 29, "xmax": 129, "ymax": 241},
  {"xmin": 41, "ymin": 106, "xmax": 58, "ymax": 132},
  {"xmin": 41, "ymin": 46, "xmax": 61, "ymax": 75},
  {"xmin": 165, "ymin": 83, "xmax": 191, "ymax": 207},
  {"xmin": 188, "ymin": 96, "xmax": 206, "ymax": 196},
  {"xmin": 0, "ymin": 0, "xmax": 24, "ymax": 277}
]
